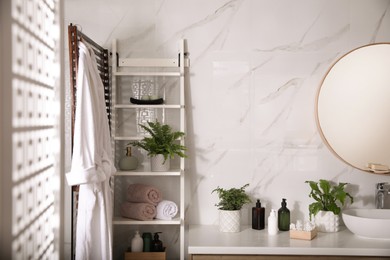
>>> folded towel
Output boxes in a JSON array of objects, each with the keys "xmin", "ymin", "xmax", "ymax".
[
  {"xmin": 126, "ymin": 183, "xmax": 162, "ymax": 206},
  {"xmin": 155, "ymin": 200, "xmax": 178, "ymax": 220},
  {"xmin": 120, "ymin": 202, "xmax": 157, "ymax": 221}
]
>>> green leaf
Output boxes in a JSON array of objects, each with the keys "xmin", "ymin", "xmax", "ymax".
[
  {"xmin": 319, "ymin": 179, "xmax": 331, "ymax": 194},
  {"xmin": 305, "ymin": 181, "xmax": 320, "ymax": 194},
  {"xmin": 308, "ymin": 202, "xmax": 322, "ymax": 220}
]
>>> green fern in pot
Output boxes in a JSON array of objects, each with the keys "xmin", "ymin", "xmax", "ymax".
[
  {"xmin": 212, "ymin": 183, "xmax": 251, "ymax": 232},
  {"xmin": 212, "ymin": 183, "xmax": 251, "ymax": 211},
  {"xmin": 131, "ymin": 120, "xmax": 187, "ymax": 163},
  {"xmin": 305, "ymin": 179, "xmax": 354, "ymax": 220}
]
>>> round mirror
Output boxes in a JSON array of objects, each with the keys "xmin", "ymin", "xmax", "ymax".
[{"xmin": 316, "ymin": 43, "xmax": 390, "ymax": 175}]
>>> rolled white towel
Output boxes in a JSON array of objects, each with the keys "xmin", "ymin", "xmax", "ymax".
[{"xmin": 156, "ymin": 200, "xmax": 178, "ymax": 220}]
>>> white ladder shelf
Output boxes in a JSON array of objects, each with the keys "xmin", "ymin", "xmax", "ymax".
[{"xmin": 111, "ymin": 39, "xmax": 189, "ymax": 260}]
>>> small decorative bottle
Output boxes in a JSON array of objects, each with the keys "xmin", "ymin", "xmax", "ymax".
[
  {"xmin": 278, "ymin": 198, "xmax": 290, "ymax": 231},
  {"xmin": 151, "ymin": 232, "xmax": 164, "ymax": 252},
  {"xmin": 252, "ymin": 199, "xmax": 265, "ymax": 230},
  {"xmin": 119, "ymin": 146, "xmax": 138, "ymax": 171},
  {"xmin": 131, "ymin": 230, "xmax": 143, "ymax": 252},
  {"xmin": 268, "ymin": 209, "xmax": 278, "ymax": 235},
  {"xmin": 142, "ymin": 232, "xmax": 152, "ymax": 252}
]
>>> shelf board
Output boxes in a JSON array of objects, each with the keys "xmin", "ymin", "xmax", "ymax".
[
  {"xmin": 113, "ymin": 216, "xmax": 181, "ymax": 225},
  {"xmin": 114, "ymin": 170, "xmax": 182, "ymax": 176},
  {"xmin": 114, "ymin": 104, "xmax": 183, "ymax": 109},
  {"xmin": 113, "ymin": 136, "xmax": 142, "ymax": 141},
  {"xmin": 113, "ymin": 71, "xmax": 181, "ymax": 77},
  {"xmin": 113, "ymin": 136, "xmax": 184, "ymax": 141},
  {"xmin": 118, "ymin": 58, "xmax": 190, "ymax": 68}
]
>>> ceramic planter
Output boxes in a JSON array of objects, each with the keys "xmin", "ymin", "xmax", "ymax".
[
  {"xmin": 151, "ymin": 154, "xmax": 170, "ymax": 172},
  {"xmin": 219, "ymin": 210, "xmax": 241, "ymax": 232},
  {"xmin": 314, "ymin": 210, "xmax": 340, "ymax": 232}
]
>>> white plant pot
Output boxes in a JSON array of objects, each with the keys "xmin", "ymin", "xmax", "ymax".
[
  {"xmin": 219, "ymin": 210, "xmax": 241, "ymax": 232},
  {"xmin": 314, "ymin": 210, "xmax": 340, "ymax": 232},
  {"xmin": 150, "ymin": 154, "xmax": 170, "ymax": 172}
]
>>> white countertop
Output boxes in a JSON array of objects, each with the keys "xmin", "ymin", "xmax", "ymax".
[{"xmin": 188, "ymin": 225, "xmax": 390, "ymax": 256}]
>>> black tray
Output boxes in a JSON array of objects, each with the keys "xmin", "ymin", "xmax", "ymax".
[{"xmin": 130, "ymin": 97, "xmax": 164, "ymax": 105}]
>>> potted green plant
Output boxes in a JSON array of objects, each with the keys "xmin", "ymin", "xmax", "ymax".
[
  {"xmin": 131, "ymin": 120, "xmax": 186, "ymax": 171},
  {"xmin": 212, "ymin": 183, "xmax": 251, "ymax": 232},
  {"xmin": 305, "ymin": 179, "xmax": 353, "ymax": 232}
]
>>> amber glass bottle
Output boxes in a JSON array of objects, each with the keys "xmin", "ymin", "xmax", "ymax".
[{"xmin": 252, "ymin": 199, "xmax": 265, "ymax": 230}]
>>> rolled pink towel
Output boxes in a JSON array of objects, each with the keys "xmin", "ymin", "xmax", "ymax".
[
  {"xmin": 126, "ymin": 183, "xmax": 162, "ymax": 206},
  {"xmin": 120, "ymin": 202, "xmax": 157, "ymax": 221}
]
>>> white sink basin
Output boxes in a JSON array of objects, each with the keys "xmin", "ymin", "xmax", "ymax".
[{"xmin": 342, "ymin": 209, "xmax": 390, "ymax": 239}]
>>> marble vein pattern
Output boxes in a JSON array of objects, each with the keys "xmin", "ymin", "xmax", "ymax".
[{"xmin": 64, "ymin": 1, "xmax": 390, "ymax": 258}]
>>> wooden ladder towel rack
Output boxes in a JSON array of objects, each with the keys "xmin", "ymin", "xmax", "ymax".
[
  {"xmin": 67, "ymin": 23, "xmax": 111, "ymax": 260},
  {"xmin": 68, "ymin": 23, "xmax": 111, "ymax": 143}
]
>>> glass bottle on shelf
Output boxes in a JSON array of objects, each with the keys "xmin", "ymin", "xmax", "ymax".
[{"xmin": 118, "ymin": 146, "xmax": 138, "ymax": 171}]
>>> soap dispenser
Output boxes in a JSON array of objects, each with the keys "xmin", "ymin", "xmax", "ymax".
[
  {"xmin": 268, "ymin": 209, "xmax": 278, "ymax": 235},
  {"xmin": 131, "ymin": 230, "xmax": 143, "ymax": 252},
  {"xmin": 252, "ymin": 199, "xmax": 265, "ymax": 230},
  {"xmin": 278, "ymin": 198, "xmax": 290, "ymax": 231},
  {"xmin": 151, "ymin": 232, "xmax": 164, "ymax": 252},
  {"xmin": 119, "ymin": 146, "xmax": 138, "ymax": 171}
]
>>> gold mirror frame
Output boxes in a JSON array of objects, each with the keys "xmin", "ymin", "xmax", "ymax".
[{"xmin": 316, "ymin": 43, "xmax": 390, "ymax": 175}]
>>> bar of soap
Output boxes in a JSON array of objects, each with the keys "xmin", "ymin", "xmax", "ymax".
[{"xmin": 367, "ymin": 163, "xmax": 389, "ymax": 171}]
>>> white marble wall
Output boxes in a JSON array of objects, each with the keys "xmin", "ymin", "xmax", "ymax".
[{"xmin": 64, "ymin": 0, "xmax": 390, "ymax": 258}]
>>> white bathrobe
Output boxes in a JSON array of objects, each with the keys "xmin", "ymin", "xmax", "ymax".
[{"xmin": 66, "ymin": 42, "xmax": 115, "ymax": 260}]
